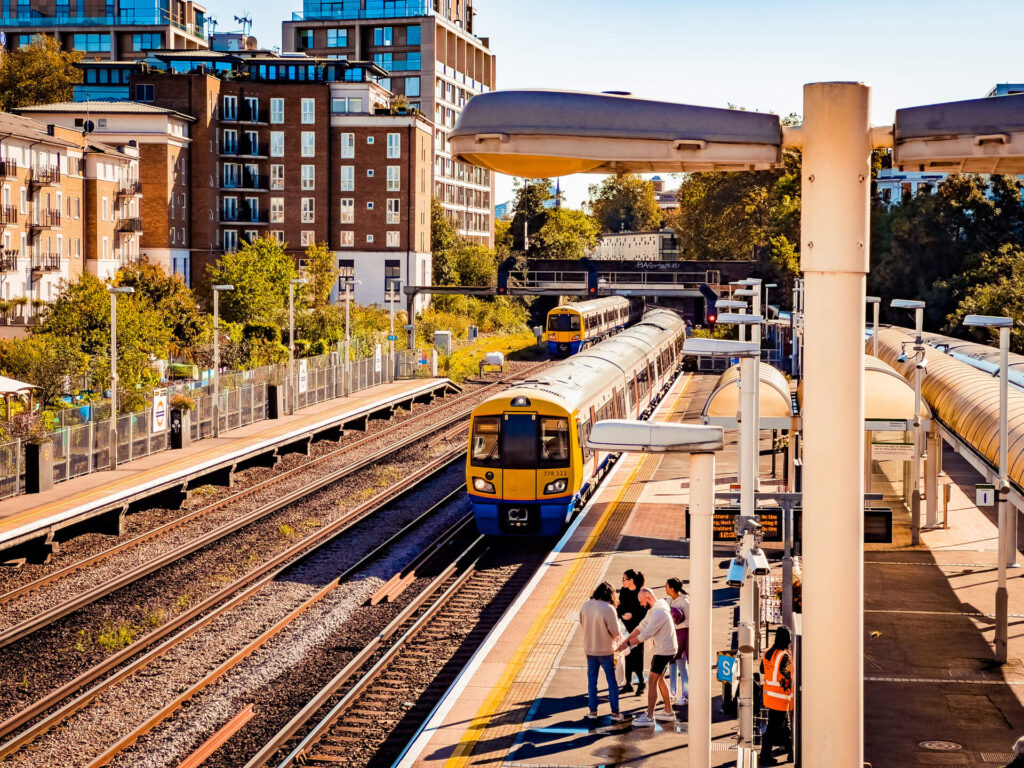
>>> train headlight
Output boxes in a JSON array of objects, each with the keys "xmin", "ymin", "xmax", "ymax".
[
  {"xmin": 544, "ymin": 478, "xmax": 568, "ymax": 495},
  {"xmin": 572, "ymin": 335, "xmax": 581, "ymax": 341},
  {"xmin": 473, "ymin": 477, "xmax": 496, "ymax": 493}
]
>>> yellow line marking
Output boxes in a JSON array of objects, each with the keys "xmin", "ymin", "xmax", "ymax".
[{"xmin": 443, "ymin": 372, "xmax": 692, "ymax": 767}]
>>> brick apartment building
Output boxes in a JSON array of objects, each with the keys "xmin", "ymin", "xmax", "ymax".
[
  {"xmin": 0, "ymin": 113, "xmax": 140, "ymax": 323},
  {"xmin": 0, "ymin": 0, "xmax": 209, "ymax": 60},
  {"xmin": 20, "ymin": 101, "xmax": 195, "ymax": 281},
  {"xmin": 282, "ymin": 0, "xmax": 495, "ymax": 246}
]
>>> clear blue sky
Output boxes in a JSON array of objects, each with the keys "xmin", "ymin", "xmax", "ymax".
[{"xmin": 234, "ymin": 0, "xmax": 1024, "ymax": 209}]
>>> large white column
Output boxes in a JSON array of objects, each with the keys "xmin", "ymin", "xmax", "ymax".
[
  {"xmin": 688, "ymin": 450, "xmax": 715, "ymax": 768},
  {"xmin": 737, "ymin": 352, "xmax": 758, "ymax": 746},
  {"xmin": 799, "ymin": 81, "xmax": 869, "ymax": 767}
]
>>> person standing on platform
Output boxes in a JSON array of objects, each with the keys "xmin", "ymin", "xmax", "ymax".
[
  {"xmin": 618, "ymin": 569, "xmax": 648, "ymax": 695},
  {"xmin": 760, "ymin": 626, "xmax": 795, "ymax": 765},
  {"xmin": 665, "ymin": 578, "xmax": 689, "ymax": 705},
  {"xmin": 579, "ymin": 581, "xmax": 625, "ymax": 722},
  {"xmin": 617, "ymin": 587, "xmax": 677, "ymax": 727}
]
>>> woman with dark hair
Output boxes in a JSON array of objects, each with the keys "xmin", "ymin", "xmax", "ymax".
[
  {"xmin": 617, "ymin": 569, "xmax": 648, "ymax": 695},
  {"xmin": 665, "ymin": 577, "xmax": 689, "ymax": 704},
  {"xmin": 760, "ymin": 626, "xmax": 794, "ymax": 766},
  {"xmin": 580, "ymin": 581, "xmax": 624, "ymax": 721}
]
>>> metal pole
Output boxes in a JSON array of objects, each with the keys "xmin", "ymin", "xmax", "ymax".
[
  {"xmin": 688, "ymin": 450, "xmax": 715, "ymax": 768},
  {"xmin": 109, "ymin": 291, "xmax": 118, "ymax": 470},
  {"xmin": 345, "ymin": 282, "xmax": 351, "ymax": 397},
  {"xmin": 288, "ymin": 282, "xmax": 295, "ymax": 415},
  {"xmin": 996, "ymin": 325, "xmax": 1009, "ymax": 662},
  {"xmin": 914, "ymin": 307, "xmax": 927, "ymax": 533},
  {"xmin": 737, "ymin": 352, "xmax": 757, "ymax": 748},
  {"xmin": 799, "ymin": 81, "xmax": 868, "ymax": 768},
  {"xmin": 873, "ymin": 301, "xmax": 879, "ymax": 358},
  {"xmin": 213, "ymin": 289, "xmax": 221, "ymax": 438}
]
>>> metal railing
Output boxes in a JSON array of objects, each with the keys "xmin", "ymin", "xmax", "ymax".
[
  {"xmin": 0, "ymin": 206, "xmax": 16, "ymax": 225},
  {"xmin": 117, "ymin": 217, "xmax": 143, "ymax": 232},
  {"xmin": 118, "ymin": 181, "xmax": 141, "ymax": 196},
  {"xmin": 30, "ymin": 166, "xmax": 60, "ymax": 185},
  {"xmin": 0, "ymin": 251, "xmax": 18, "ymax": 272},
  {"xmin": 0, "ymin": 159, "xmax": 17, "ymax": 178},
  {"xmin": 32, "ymin": 209, "xmax": 60, "ymax": 228},
  {"xmin": 32, "ymin": 253, "xmax": 60, "ymax": 271}
]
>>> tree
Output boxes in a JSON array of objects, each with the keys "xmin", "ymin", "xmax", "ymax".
[
  {"xmin": 207, "ymin": 236, "xmax": 298, "ymax": 325},
  {"xmin": 510, "ymin": 178, "xmax": 554, "ymax": 253},
  {"xmin": 431, "ymin": 197, "xmax": 461, "ymax": 285},
  {"xmin": 946, "ymin": 245, "xmax": 1024, "ymax": 353},
  {"xmin": 303, "ymin": 240, "xmax": 337, "ymax": 309},
  {"xmin": 114, "ymin": 260, "xmax": 205, "ymax": 357},
  {"xmin": 0, "ymin": 334, "xmax": 88, "ymax": 406},
  {"xmin": 587, "ymin": 173, "xmax": 663, "ymax": 233},
  {"xmin": 534, "ymin": 207, "xmax": 600, "ymax": 261},
  {"xmin": 0, "ymin": 36, "xmax": 82, "ymax": 111}
]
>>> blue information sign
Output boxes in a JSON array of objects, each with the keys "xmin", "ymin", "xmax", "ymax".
[
  {"xmin": 717, "ymin": 653, "xmax": 737, "ymax": 683},
  {"xmin": 387, "ymin": 334, "xmax": 398, "ymax": 341}
]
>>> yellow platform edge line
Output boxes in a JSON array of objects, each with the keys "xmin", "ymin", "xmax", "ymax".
[{"xmin": 443, "ymin": 372, "xmax": 692, "ymax": 768}]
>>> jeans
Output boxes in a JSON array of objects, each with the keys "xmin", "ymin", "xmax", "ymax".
[
  {"xmin": 586, "ymin": 655, "xmax": 619, "ymax": 713},
  {"xmin": 667, "ymin": 657, "xmax": 688, "ymax": 698}
]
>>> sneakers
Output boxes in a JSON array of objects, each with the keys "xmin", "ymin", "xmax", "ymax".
[
  {"xmin": 586, "ymin": 710, "xmax": 598, "ymax": 720},
  {"xmin": 655, "ymin": 710, "xmax": 677, "ymax": 722},
  {"xmin": 674, "ymin": 694, "xmax": 688, "ymax": 706},
  {"xmin": 610, "ymin": 712, "xmax": 625, "ymax": 723},
  {"xmin": 632, "ymin": 712, "xmax": 655, "ymax": 727}
]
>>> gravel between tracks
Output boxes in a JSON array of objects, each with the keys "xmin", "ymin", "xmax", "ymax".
[{"xmin": 2, "ymin": 468, "xmax": 470, "ymax": 768}]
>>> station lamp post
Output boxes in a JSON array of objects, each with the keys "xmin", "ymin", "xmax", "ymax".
[
  {"xmin": 108, "ymin": 286, "xmax": 135, "ymax": 470},
  {"xmin": 891, "ymin": 298, "xmax": 927, "ymax": 540},
  {"xmin": 388, "ymin": 277, "xmax": 404, "ymax": 378},
  {"xmin": 763, "ymin": 283, "xmax": 777, "ymax": 318},
  {"xmin": 288, "ymin": 278, "xmax": 307, "ymax": 415},
  {"xmin": 342, "ymin": 278, "xmax": 362, "ymax": 396},
  {"xmin": 963, "ymin": 314, "xmax": 1013, "ymax": 663},
  {"xmin": 866, "ymin": 296, "xmax": 880, "ymax": 358},
  {"xmin": 587, "ymin": 420, "xmax": 724, "ymax": 768},
  {"xmin": 211, "ymin": 284, "xmax": 234, "ymax": 437}
]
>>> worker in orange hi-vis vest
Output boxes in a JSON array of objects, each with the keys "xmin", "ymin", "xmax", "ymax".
[{"xmin": 759, "ymin": 626, "xmax": 795, "ymax": 766}]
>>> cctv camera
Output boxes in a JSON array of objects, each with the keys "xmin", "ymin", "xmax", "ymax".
[
  {"xmin": 726, "ymin": 557, "xmax": 749, "ymax": 588},
  {"xmin": 916, "ymin": 358, "xmax": 928, "ymax": 371},
  {"xmin": 897, "ymin": 352, "xmax": 907, "ymax": 363},
  {"xmin": 748, "ymin": 547, "xmax": 771, "ymax": 576}
]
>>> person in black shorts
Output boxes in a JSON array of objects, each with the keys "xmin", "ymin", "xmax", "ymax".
[{"xmin": 617, "ymin": 587, "xmax": 678, "ymax": 727}]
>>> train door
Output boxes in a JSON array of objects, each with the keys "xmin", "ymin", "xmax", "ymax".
[{"xmin": 501, "ymin": 411, "xmax": 538, "ymax": 501}]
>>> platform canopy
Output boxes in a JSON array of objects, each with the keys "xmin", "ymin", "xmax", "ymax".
[{"xmin": 701, "ymin": 362, "xmax": 795, "ymax": 429}]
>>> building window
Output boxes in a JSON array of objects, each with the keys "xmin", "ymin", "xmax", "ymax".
[
  {"xmin": 270, "ymin": 164, "xmax": 284, "ymax": 190},
  {"xmin": 301, "ymin": 132, "xmax": 315, "ymax": 157},
  {"xmin": 367, "ymin": 234, "xmax": 374, "ymax": 243},
  {"xmin": 301, "ymin": 98, "xmax": 315, "ymax": 124},
  {"xmin": 300, "ymin": 230, "xmax": 314, "ymax": 246},
  {"xmin": 339, "ymin": 198, "xmax": 354, "ymax": 223},
  {"xmin": 385, "ymin": 259, "xmax": 401, "ymax": 295},
  {"xmin": 340, "ymin": 132, "xmax": 355, "ymax": 158},
  {"xmin": 222, "ymin": 95, "xmax": 238, "ymax": 120},
  {"xmin": 367, "ymin": 136, "xmax": 374, "ymax": 144},
  {"xmin": 386, "ymin": 133, "xmax": 400, "ymax": 158},
  {"xmin": 244, "ymin": 96, "xmax": 259, "ymax": 121},
  {"xmin": 270, "ymin": 98, "xmax": 284, "ymax": 124},
  {"xmin": 338, "ymin": 259, "xmax": 354, "ymax": 282},
  {"xmin": 301, "ymin": 165, "xmax": 315, "ymax": 189},
  {"xmin": 270, "ymin": 197, "xmax": 284, "ymax": 223},
  {"xmin": 386, "ymin": 166, "xmax": 400, "ymax": 191},
  {"xmin": 222, "ymin": 129, "xmax": 238, "ymax": 154},
  {"xmin": 223, "ymin": 196, "xmax": 238, "ymax": 221},
  {"xmin": 223, "ymin": 163, "xmax": 240, "ymax": 187},
  {"xmin": 386, "ymin": 231, "xmax": 400, "ymax": 247},
  {"xmin": 19, "ymin": 188, "xmax": 26, "ymax": 215},
  {"xmin": 245, "ymin": 197, "xmax": 259, "ymax": 221},
  {"xmin": 270, "ymin": 230, "xmax": 284, "ymax": 243},
  {"xmin": 244, "ymin": 130, "xmax": 259, "ymax": 155},
  {"xmin": 366, "ymin": 201, "xmax": 374, "ymax": 210},
  {"xmin": 327, "ymin": 28, "xmax": 347, "ymax": 47},
  {"xmin": 404, "ymin": 77, "xmax": 420, "ymax": 97},
  {"xmin": 135, "ymin": 84, "xmax": 154, "ymax": 102},
  {"xmin": 301, "ymin": 198, "xmax": 314, "ymax": 223},
  {"xmin": 72, "ymin": 33, "xmax": 110, "ymax": 52},
  {"xmin": 270, "ymin": 131, "xmax": 284, "ymax": 157},
  {"xmin": 373, "ymin": 26, "xmax": 393, "ymax": 46},
  {"xmin": 101, "ymin": 197, "xmax": 109, "ymax": 221},
  {"xmin": 340, "ymin": 165, "xmax": 354, "ymax": 191},
  {"xmin": 331, "ymin": 97, "xmax": 362, "ymax": 114},
  {"xmin": 102, "ymin": 236, "xmax": 109, "ymax": 260},
  {"xmin": 132, "ymin": 33, "xmax": 162, "ymax": 51},
  {"xmin": 223, "ymin": 230, "xmax": 238, "ymax": 252},
  {"xmin": 367, "ymin": 169, "xmax": 374, "ymax": 177},
  {"xmin": 386, "ymin": 198, "xmax": 400, "ymax": 224},
  {"xmin": 406, "ymin": 24, "xmax": 420, "ymax": 45},
  {"xmin": 296, "ymin": 29, "xmax": 313, "ymax": 49},
  {"xmin": 244, "ymin": 229, "xmax": 258, "ymax": 243},
  {"xmin": 340, "ymin": 231, "xmax": 354, "ymax": 247}
]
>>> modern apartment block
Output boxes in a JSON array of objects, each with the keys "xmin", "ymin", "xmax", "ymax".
[
  {"xmin": 282, "ymin": 0, "xmax": 495, "ymax": 246},
  {"xmin": 19, "ymin": 100, "xmax": 194, "ymax": 281},
  {"xmin": 0, "ymin": 0, "xmax": 208, "ymax": 59},
  {"xmin": 0, "ymin": 113, "xmax": 140, "ymax": 322}
]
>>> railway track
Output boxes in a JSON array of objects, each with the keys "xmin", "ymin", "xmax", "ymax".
[{"xmin": 0, "ymin": 453, "xmax": 475, "ymax": 766}]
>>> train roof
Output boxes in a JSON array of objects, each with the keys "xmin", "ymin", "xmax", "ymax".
[
  {"xmin": 498, "ymin": 309, "xmax": 685, "ymax": 411},
  {"xmin": 549, "ymin": 296, "xmax": 631, "ymax": 314}
]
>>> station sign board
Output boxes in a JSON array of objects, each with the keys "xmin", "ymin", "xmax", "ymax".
[
  {"xmin": 374, "ymin": 343, "xmax": 382, "ymax": 374},
  {"xmin": 871, "ymin": 441, "xmax": 914, "ymax": 461},
  {"xmin": 298, "ymin": 359, "xmax": 308, "ymax": 394},
  {"xmin": 866, "ymin": 419, "xmax": 911, "ymax": 431},
  {"xmin": 976, "ymin": 483, "xmax": 995, "ymax": 507},
  {"xmin": 684, "ymin": 506, "xmax": 893, "ymax": 545},
  {"xmin": 152, "ymin": 388, "xmax": 167, "ymax": 432}
]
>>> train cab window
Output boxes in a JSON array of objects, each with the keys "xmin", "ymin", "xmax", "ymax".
[
  {"xmin": 470, "ymin": 416, "xmax": 501, "ymax": 466},
  {"xmin": 539, "ymin": 417, "xmax": 570, "ymax": 466},
  {"xmin": 502, "ymin": 413, "xmax": 538, "ymax": 468},
  {"xmin": 548, "ymin": 314, "xmax": 581, "ymax": 332}
]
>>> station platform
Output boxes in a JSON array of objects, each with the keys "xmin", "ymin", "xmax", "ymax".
[
  {"xmin": 400, "ymin": 372, "xmax": 763, "ymax": 768},
  {"xmin": 0, "ymin": 377, "xmax": 456, "ymax": 561},
  {"xmin": 400, "ymin": 369, "xmax": 1024, "ymax": 768}
]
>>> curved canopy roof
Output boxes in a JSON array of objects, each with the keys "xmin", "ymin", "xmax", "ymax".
[
  {"xmin": 702, "ymin": 362, "xmax": 794, "ymax": 428},
  {"xmin": 862, "ymin": 355, "xmax": 931, "ymax": 422}
]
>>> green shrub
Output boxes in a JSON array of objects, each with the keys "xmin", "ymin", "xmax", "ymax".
[
  {"xmin": 310, "ymin": 338, "xmax": 329, "ymax": 356},
  {"xmin": 169, "ymin": 363, "xmax": 198, "ymax": 380},
  {"xmin": 293, "ymin": 338, "xmax": 311, "ymax": 357},
  {"xmin": 243, "ymin": 322, "xmax": 280, "ymax": 344}
]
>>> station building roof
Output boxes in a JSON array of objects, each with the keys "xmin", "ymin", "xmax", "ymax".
[{"xmin": 702, "ymin": 362, "xmax": 794, "ymax": 428}]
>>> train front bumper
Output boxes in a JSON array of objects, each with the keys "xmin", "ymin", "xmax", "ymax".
[{"xmin": 470, "ymin": 494, "xmax": 576, "ymax": 536}]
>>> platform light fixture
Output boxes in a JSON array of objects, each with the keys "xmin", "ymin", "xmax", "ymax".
[
  {"xmin": 891, "ymin": 298, "xmax": 927, "ymax": 540},
  {"xmin": 288, "ymin": 278, "xmax": 307, "ymax": 415},
  {"xmin": 341, "ymin": 278, "xmax": 362, "ymax": 396},
  {"xmin": 107, "ymin": 286, "xmax": 135, "ymax": 470},
  {"xmin": 211, "ymin": 284, "xmax": 234, "ymax": 437},
  {"xmin": 587, "ymin": 420, "xmax": 723, "ymax": 768}
]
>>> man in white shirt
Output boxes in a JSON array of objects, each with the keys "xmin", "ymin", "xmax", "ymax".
[{"xmin": 616, "ymin": 587, "xmax": 677, "ymax": 727}]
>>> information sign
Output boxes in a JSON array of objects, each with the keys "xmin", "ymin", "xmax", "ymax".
[
  {"xmin": 977, "ymin": 483, "xmax": 995, "ymax": 507},
  {"xmin": 685, "ymin": 506, "xmax": 784, "ymax": 543},
  {"xmin": 866, "ymin": 419, "xmax": 911, "ymax": 432},
  {"xmin": 298, "ymin": 359, "xmax": 308, "ymax": 394},
  {"xmin": 871, "ymin": 441, "xmax": 914, "ymax": 461},
  {"xmin": 374, "ymin": 343, "xmax": 382, "ymax": 374},
  {"xmin": 717, "ymin": 653, "xmax": 737, "ymax": 683},
  {"xmin": 387, "ymin": 334, "xmax": 398, "ymax": 341},
  {"xmin": 151, "ymin": 388, "xmax": 167, "ymax": 432}
]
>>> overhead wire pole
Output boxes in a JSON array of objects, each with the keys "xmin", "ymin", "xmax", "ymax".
[{"xmin": 796, "ymin": 81, "xmax": 870, "ymax": 768}]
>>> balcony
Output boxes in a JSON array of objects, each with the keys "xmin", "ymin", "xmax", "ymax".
[
  {"xmin": 238, "ymin": 139, "xmax": 266, "ymax": 159},
  {"xmin": 0, "ymin": 160, "xmax": 16, "ymax": 178},
  {"xmin": 241, "ymin": 107, "xmax": 269, "ymax": 124},
  {"xmin": 0, "ymin": 250, "xmax": 19, "ymax": 272},
  {"xmin": 0, "ymin": 12, "xmax": 208, "ymax": 40},
  {"xmin": 291, "ymin": 0, "xmax": 432, "ymax": 21},
  {"xmin": 31, "ymin": 166, "xmax": 60, "ymax": 185},
  {"xmin": 0, "ymin": 206, "xmax": 17, "ymax": 226},
  {"xmin": 220, "ymin": 209, "xmax": 268, "ymax": 224},
  {"xmin": 221, "ymin": 172, "xmax": 268, "ymax": 191},
  {"xmin": 118, "ymin": 181, "xmax": 142, "ymax": 197},
  {"xmin": 31, "ymin": 209, "xmax": 61, "ymax": 228},
  {"xmin": 32, "ymin": 253, "xmax": 60, "ymax": 272},
  {"xmin": 117, "ymin": 217, "xmax": 143, "ymax": 233}
]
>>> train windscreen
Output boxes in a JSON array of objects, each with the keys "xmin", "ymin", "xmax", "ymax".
[
  {"xmin": 472, "ymin": 414, "xmax": 571, "ymax": 469},
  {"xmin": 547, "ymin": 314, "xmax": 580, "ymax": 332},
  {"xmin": 470, "ymin": 416, "xmax": 501, "ymax": 467},
  {"xmin": 501, "ymin": 413, "xmax": 538, "ymax": 468}
]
